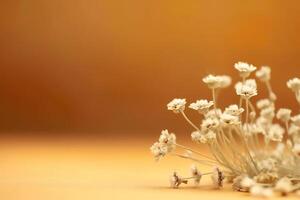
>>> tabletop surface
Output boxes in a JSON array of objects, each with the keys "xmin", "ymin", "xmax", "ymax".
[{"xmin": 0, "ymin": 136, "xmax": 298, "ymax": 200}]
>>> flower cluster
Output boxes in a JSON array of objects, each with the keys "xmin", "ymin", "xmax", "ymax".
[{"xmin": 150, "ymin": 61, "xmax": 300, "ymax": 197}]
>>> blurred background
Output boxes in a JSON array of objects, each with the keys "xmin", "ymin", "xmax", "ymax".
[{"xmin": 1, "ymin": 0, "xmax": 300, "ymax": 138}]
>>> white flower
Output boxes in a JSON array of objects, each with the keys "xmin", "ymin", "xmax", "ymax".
[
  {"xmin": 190, "ymin": 165, "xmax": 202, "ymax": 186},
  {"xmin": 240, "ymin": 176, "xmax": 256, "ymax": 189},
  {"xmin": 211, "ymin": 167, "xmax": 224, "ymax": 188},
  {"xmin": 256, "ymin": 66, "xmax": 271, "ymax": 82},
  {"xmin": 169, "ymin": 172, "xmax": 187, "ymax": 188},
  {"xmin": 267, "ymin": 124, "xmax": 285, "ymax": 142},
  {"xmin": 189, "ymin": 100, "xmax": 214, "ymax": 114},
  {"xmin": 224, "ymin": 104, "xmax": 244, "ymax": 116},
  {"xmin": 219, "ymin": 75, "xmax": 232, "ymax": 88},
  {"xmin": 234, "ymin": 61, "xmax": 256, "ymax": 78},
  {"xmin": 291, "ymin": 114, "xmax": 300, "ymax": 126},
  {"xmin": 235, "ymin": 79, "xmax": 257, "ymax": 99},
  {"xmin": 158, "ymin": 129, "xmax": 176, "ymax": 152},
  {"xmin": 250, "ymin": 185, "xmax": 273, "ymax": 197},
  {"xmin": 292, "ymin": 144, "xmax": 300, "ymax": 156},
  {"xmin": 150, "ymin": 142, "xmax": 168, "ymax": 161},
  {"xmin": 202, "ymin": 75, "xmax": 223, "ymax": 89},
  {"xmin": 260, "ymin": 107, "xmax": 275, "ymax": 120},
  {"xmin": 275, "ymin": 177, "xmax": 292, "ymax": 196},
  {"xmin": 220, "ymin": 113, "xmax": 240, "ymax": 126},
  {"xmin": 201, "ymin": 118, "xmax": 220, "ymax": 131},
  {"xmin": 272, "ymin": 143, "xmax": 285, "ymax": 158},
  {"xmin": 288, "ymin": 124, "xmax": 300, "ymax": 136},
  {"xmin": 287, "ymin": 78, "xmax": 300, "ymax": 92},
  {"xmin": 211, "ymin": 166, "xmax": 225, "ymax": 189},
  {"xmin": 205, "ymin": 109, "xmax": 222, "ymax": 119},
  {"xmin": 191, "ymin": 131, "xmax": 207, "ymax": 144},
  {"xmin": 256, "ymin": 99, "xmax": 273, "ymax": 110},
  {"xmin": 167, "ymin": 98, "xmax": 186, "ymax": 113},
  {"xmin": 276, "ymin": 108, "xmax": 292, "ymax": 122}
]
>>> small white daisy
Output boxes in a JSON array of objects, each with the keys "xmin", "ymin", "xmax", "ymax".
[
  {"xmin": 167, "ymin": 98, "xmax": 186, "ymax": 113},
  {"xmin": 234, "ymin": 61, "xmax": 257, "ymax": 78},
  {"xmin": 256, "ymin": 66, "xmax": 271, "ymax": 82},
  {"xmin": 189, "ymin": 99, "xmax": 214, "ymax": 114}
]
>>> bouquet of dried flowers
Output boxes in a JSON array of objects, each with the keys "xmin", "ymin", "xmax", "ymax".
[{"xmin": 150, "ymin": 62, "xmax": 300, "ymax": 197}]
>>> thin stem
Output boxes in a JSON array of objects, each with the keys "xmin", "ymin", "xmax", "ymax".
[
  {"xmin": 175, "ymin": 143, "xmax": 215, "ymax": 161},
  {"xmin": 180, "ymin": 111, "xmax": 200, "ymax": 131},
  {"xmin": 245, "ymin": 98, "xmax": 249, "ymax": 133},
  {"xmin": 171, "ymin": 153, "xmax": 215, "ymax": 166},
  {"xmin": 212, "ymin": 88, "xmax": 218, "ymax": 116}
]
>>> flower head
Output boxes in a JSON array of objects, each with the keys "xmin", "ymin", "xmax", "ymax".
[
  {"xmin": 150, "ymin": 142, "xmax": 168, "ymax": 161},
  {"xmin": 291, "ymin": 114, "xmax": 300, "ymax": 126},
  {"xmin": 220, "ymin": 113, "xmax": 240, "ymax": 126},
  {"xmin": 191, "ymin": 131, "xmax": 207, "ymax": 144},
  {"xmin": 189, "ymin": 100, "xmax": 214, "ymax": 114},
  {"xmin": 267, "ymin": 124, "xmax": 285, "ymax": 142},
  {"xmin": 169, "ymin": 172, "xmax": 187, "ymax": 188},
  {"xmin": 256, "ymin": 66, "xmax": 271, "ymax": 82},
  {"xmin": 287, "ymin": 78, "xmax": 300, "ymax": 92},
  {"xmin": 190, "ymin": 165, "xmax": 202, "ymax": 186},
  {"xmin": 256, "ymin": 99, "xmax": 273, "ymax": 110},
  {"xmin": 292, "ymin": 144, "xmax": 300, "ymax": 156},
  {"xmin": 202, "ymin": 75, "xmax": 223, "ymax": 89},
  {"xmin": 235, "ymin": 79, "xmax": 257, "ymax": 99},
  {"xmin": 167, "ymin": 98, "xmax": 186, "ymax": 113},
  {"xmin": 219, "ymin": 75, "xmax": 232, "ymax": 88},
  {"xmin": 234, "ymin": 62, "xmax": 256, "ymax": 78},
  {"xmin": 158, "ymin": 129, "xmax": 176, "ymax": 151},
  {"xmin": 250, "ymin": 185, "xmax": 273, "ymax": 197},
  {"xmin": 201, "ymin": 118, "xmax": 220, "ymax": 132},
  {"xmin": 275, "ymin": 177, "xmax": 292, "ymax": 196},
  {"xmin": 211, "ymin": 166, "xmax": 225, "ymax": 189},
  {"xmin": 276, "ymin": 108, "xmax": 292, "ymax": 122},
  {"xmin": 224, "ymin": 104, "xmax": 244, "ymax": 116}
]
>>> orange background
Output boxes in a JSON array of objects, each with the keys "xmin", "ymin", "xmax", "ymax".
[
  {"xmin": 1, "ymin": 0, "xmax": 300, "ymax": 137},
  {"xmin": 1, "ymin": 1, "xmax": 300, "ymax": 199}
]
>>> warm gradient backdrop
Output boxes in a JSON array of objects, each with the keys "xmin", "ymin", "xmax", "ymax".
[{"xmin": 1, "ymin": 0, "xmax": 300, "ymax": 137}]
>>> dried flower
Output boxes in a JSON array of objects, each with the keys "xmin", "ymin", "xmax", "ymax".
[
  {"xmin": 256, "ymin": 66, "xmax": 271, "ymax": 82},
  {"xmin": 224, "ymin": 104, "xmax": 244, "ymax": 116},
  {"xmin": 150, "ymin": 142, "xmax": 168, "ymax": 161},
  {"xmin": 211, "ymin": 167, "xmax": 225, "ymax": 189},
  {"xmin": 287, "ymin": 78, "xmax": 300, "ymax": 92},
  {"xmin": 151, "ymin": 62, "xmax": 300, "ymax": 196},
  {"xmin": 235, "ymin": 79, "xmax": 257, "ymax": 99},
  {"xmin": 189, "ymin": 100, "xmax": 214, "ymax": 114},
  {"xmin": 167, "ymin": 98, "xmax": 186, "ymax": 113},
  {"xmin": 267, "ymin": 124, "xmax": 285, "ymax": 142},
  {"xmin": 291, "ymin": 114, "xmax": 300, "ymax": 126},
  {"xmin": 190, "ymin": 165, "xmax": 202, "ymax": 186},
  {"xmin": 275, "ymin": 177, "xmax": 292, "ymax": 196},
  {"xmin": 292, "ymin": 144, "xmax": 300, "ymax": 156},
  {"xmin": 260, "ymin": 107, "xmax": 275, "ymax": 120},
  {"xmin": 256, "ymin": 99, "xmax": 273, "ymax": 110},
  {"xmin": 276, "ymin": 108, "xmax": 292, "ymax": 122},
  {"xmin": 170, "ymin": 172, "xmax": 188, "ymax": 188},
  {"xmin": 191, "ymin": 131, "xmax": 207, "ymax": 144},
  {"xmin": 202, "ymin": 75, "xmax": 224, "ymax": 89},
  {"xmin": 220, "ymin": 113, "xmax": 240, "ymax": 126},
  {"xmin": 250, "ymin": 185, "xmax": 273, "ymax": 197},
  {"xmin": 234, "ymin": 62, "xmax": 256, "ymax": 78},
  {"xmin": 219, "ymin": 75, "xmax": 232, "ymax": 88},
  {"xmin": 201, "ymin": 118, "xmax": 220, "ymax": 132},
  {"xmin": 241, "ymin": 176, "xmax": 256, "ymax": 190},
  {"xmin": 159, "ymin": 129, "xmax": 176, "ymax": 151}
]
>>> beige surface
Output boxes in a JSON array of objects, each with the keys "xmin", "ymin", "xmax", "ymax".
[{"xmin": 0, "ymin": 138, "xmax": 298, "ymax": 200}]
